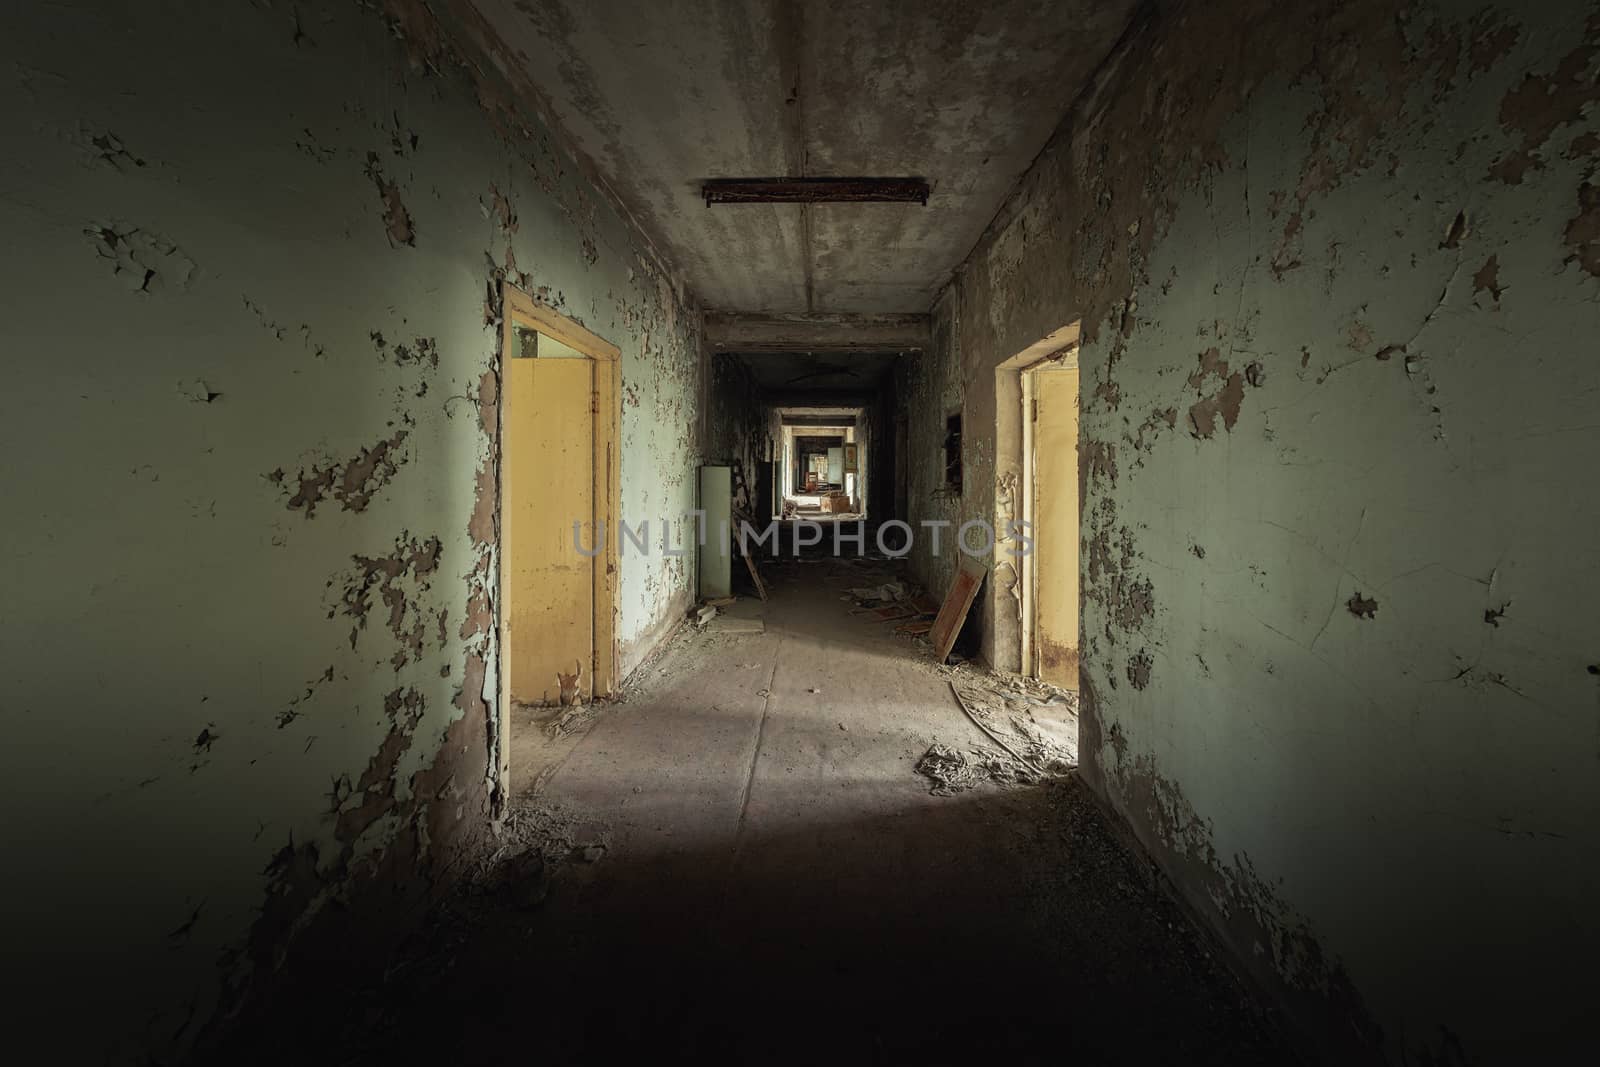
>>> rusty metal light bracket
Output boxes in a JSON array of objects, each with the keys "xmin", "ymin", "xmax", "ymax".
[{"xmin": 702, "ymin": 177, "xmax": 930, "ymax": 206}]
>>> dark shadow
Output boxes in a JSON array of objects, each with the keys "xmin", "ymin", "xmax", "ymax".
[
  {"xmin": 195, "ymin": 556, "xmax": 1286, "ymax": 1065},
  {"xmin": 202, "ymin": 775, "xmax": 1296, "ymax": 1066}
]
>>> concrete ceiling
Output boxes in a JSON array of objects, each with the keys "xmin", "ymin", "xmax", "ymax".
[
  {"xmin": 471, "ymin": 0, "xmax": 1137, "ymax": 315},
  {"xmin": 777, "ymin": 406, "xmax": 863, "ymax": 424},
  {"xmin": 735, "ymin": 350, "xmax": 899, "ymax": 393}
]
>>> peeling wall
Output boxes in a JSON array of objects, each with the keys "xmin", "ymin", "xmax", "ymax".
[
  {"xmin": 0, "ymin": 1, "xmax": 709, "ymax": 1060},
  {"xmin": 907, "ymin": 0, "xmax": 1600, "ymax": 1060},
  {"xmin": 904, "ymin": 288, "xmax": 969, "ymax": 595},
  {"xmin": 705, "ymin": 351, "xmax": 768, "ymax": 514}
]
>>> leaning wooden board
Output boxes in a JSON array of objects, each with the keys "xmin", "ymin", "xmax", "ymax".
[
  {"xmin": 732, "ymin": 506, "xmax": 769, "ymax": 601},
  {"xmin": 742, "ymin": 549, "xmax": 769, "ymax": 601},
  {"xmin": 930, "ymin": 554, "xmax": 987, "ymax": 663}
]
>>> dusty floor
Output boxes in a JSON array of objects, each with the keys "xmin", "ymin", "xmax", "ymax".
[{"xmin": 217, "ymin": 556, "xmax": 1298, "ymax": 1065}]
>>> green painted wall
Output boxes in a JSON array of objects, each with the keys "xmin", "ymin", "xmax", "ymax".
[
  {"xmin": 907, "ymin": 1, "xmax": 1600, "ymax": 1060},
  {"xmin": 0, "ymin": 1, "xmax": 715, "ymax": 1059}
]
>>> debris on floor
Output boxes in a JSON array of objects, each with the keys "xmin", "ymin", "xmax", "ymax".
[
  {"xmin": 547, "ymin": 701, "xmax": 599, "ymax": 738},
  {"xmin": 914, "ymin": 741, "xmax": 1041, "ymax": 795},
  {"xmin": 824, "ymin": 555, "xmax": 993, "ymax": 666},
  {"xmin": 707, "ymin": 616, "xmax": 764, "ymax": 634},
  {"xmin": 950, "ymin": 673, "xmax": 1079, "ymax": 771},
  {"xmin": 915, "ymin": 742, "xmax": 977, "ymax": 794},
  {"xmin": 848, "ymin": 581, "xmax": 907, "ymax": 602},
  {"xmin": 839, "ymin": 571, "xmax": 943, "ymax": 641},
  {"xmin": 695, "ymin": 604, "xmax": 719, "ymax": 626},
  {"xmin": 916, "ymin": 668, "xmax": 1080, "ymax": 796},
  {"xmin": 477, "ymin": 800, "xmax": 613, "ymax": 895}
]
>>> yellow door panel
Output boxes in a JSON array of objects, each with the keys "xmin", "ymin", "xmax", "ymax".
[
  {"xmin": 505, "ymin": 356, "xmax": 594, "ymax": 704},
  {"xmin": 1033, "ymin": 367, "xmax": 1079, "ymax": 689}
]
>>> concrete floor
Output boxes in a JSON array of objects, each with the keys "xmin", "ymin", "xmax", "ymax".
[
  {"xmin": 221, "ymin": 556, "xmax": 1297, "ymax": 1064},
  {"xmin": 509, "ymin": 554, "xmax": 1020, "ymax": 861}
]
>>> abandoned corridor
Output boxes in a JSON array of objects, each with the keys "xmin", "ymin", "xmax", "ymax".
[{"xmin": 4, "ymin": 1, "xmax": 1595, "ymax": 1064}]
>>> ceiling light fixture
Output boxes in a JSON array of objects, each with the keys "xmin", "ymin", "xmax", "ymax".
[{"xmin": 702, "ymin": 177, "xmax": 930, "ymax": 206}]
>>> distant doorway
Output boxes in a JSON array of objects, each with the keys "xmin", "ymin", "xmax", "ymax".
[
  {"xmin": 776, "ymin": 414, "xmax": 865, "ymax": 520},
  {"xmin": 893, "ymin": 410, "xmax": 908, "ymax": 521}
]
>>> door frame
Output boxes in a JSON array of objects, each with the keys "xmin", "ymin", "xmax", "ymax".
[
  {"xmin": 497, "ymin": 282, "xmax": 621, "ymax": 791},
  {"xmin": 992, "ymin": 322, "xmax": 1079, "ymax": 678}
]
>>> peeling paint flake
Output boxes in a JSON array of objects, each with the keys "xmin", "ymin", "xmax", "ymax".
[
  {"xmin": 1488, "ymin": 17, "xmax": 1600, "ymax": 184},
  {"xmin": 84, "ymin": 221, "xmax": 196, "ymax": 294},
  {"xmin": 1346, "ymin": 592, "xmax": 1379, "ymax": 619},
  {"xmin": 271, "ymin": 429, "xmax": 411, "ymax": 519},
  {"xmin": 1185, "ymin": 347, "xmax": 1245, "ymax": 439},
  {"xmin": 1472, "ymin": 254, "xmax": 1505, "ymax": 301},
  {"xmin": 364, "ymin": 151, "xmax": 415, "ymax": 247},
  {"xmin": 73, "ymin": 124, "xmax": 146, "ymax": 171},
  {"xmin": 1563, "ymin": 181, "xmax": 1600, "ymax": 278},
  {"xmin": 332, "ymin": 533, "xmax": 443, "ymax": 669}
]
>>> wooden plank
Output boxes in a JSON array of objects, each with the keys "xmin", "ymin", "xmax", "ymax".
[
  {"xmin": 743, "ymin": 548, "xmax": 769, "ymax": 601},
  {"xmin": 930, "ymin": 554, "xmax": 987, "ymax": 664}
]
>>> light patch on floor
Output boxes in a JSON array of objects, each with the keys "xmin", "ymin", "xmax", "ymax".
[{"xmin": 213, "ymin": 561, "xmax": 1291, "ymax": 1059}]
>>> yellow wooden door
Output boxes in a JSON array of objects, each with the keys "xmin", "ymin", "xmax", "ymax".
[
  {"xmin": 505, "ymin": 355, "xmax": 594, "ymax": 704},
  {"xmin": 1032, "ymin": 366, "xmax": 1079, "ymax": 688}
]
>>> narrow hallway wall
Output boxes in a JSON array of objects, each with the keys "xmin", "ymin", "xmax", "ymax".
[
  {"xmin": 0, "ymin": 1, "xmax": 708, "ymax": 1060},
  {"xmin": 907, "ymin": 0, "xmax": 1600, "ymax": 1060},
  {"xmin": 867, "ymin": 372, "xmax": 901, "ymax": 523},
  {"xmin": 706, "ymin": 351, "xmax": 768, "ymax": 510},
  {"xmin": 904, "ymin": 291, "xmax": 968, "ymax": 597}
]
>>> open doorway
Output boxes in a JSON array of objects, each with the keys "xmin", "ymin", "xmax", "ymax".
[
  {"xmin": 498, "ymin": 283, "xmax": 620, "ymax": 795},
  {"xmin": 775, "ymin": 409, "xmax": 866, "ymax": 520},
  {"xmin": 994, "ymin": 322, "xmax": 1081, "ymax": 692}
]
